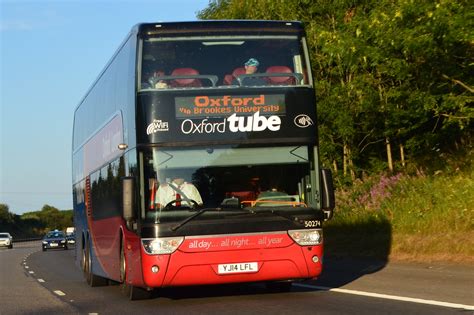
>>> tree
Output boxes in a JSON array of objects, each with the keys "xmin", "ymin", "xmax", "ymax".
[
  {"xmin": 198, "ymin": 0, "xmax": 473, "ymax": 178},
  {"xmin": 0, "ymin": 204, "xmax": 14, "ymax": 224}
]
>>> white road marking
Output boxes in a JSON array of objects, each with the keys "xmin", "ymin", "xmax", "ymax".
[
  {"xmin": 28, "ymin": 271, "xmax": 34, "ymax": 274},
  {"xmin": 37, "ymin": 279, "xmax": 45, "ymax": 283},
  {"xmin": 24, "ymin": 266, "xmax": 29, "ymax": 269},
  {"xmin": 294, "ymin": 284, "xmax": 474, "ymax": 310},
  {"xmin": 54, "ymin": 290, "xmax": 66, "ymax": 296}
]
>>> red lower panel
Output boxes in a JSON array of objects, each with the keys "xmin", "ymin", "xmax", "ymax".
[
  {"xmin": 123, "ymin": 230, "xmax": 146, "ymax": 288},
  {"xmin": 88, "ymin": 216, "xmax": 123, "ymax": 280},
  {"xmin": 141, "ymin": 243, "xmax": 322, "ymax": 288}
]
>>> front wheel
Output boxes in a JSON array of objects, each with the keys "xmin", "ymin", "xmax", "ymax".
[{"xmin": 120, "ymin": 242, "xmax": 152, "ymax": 300}]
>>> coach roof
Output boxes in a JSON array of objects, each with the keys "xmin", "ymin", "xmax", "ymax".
[{"xmin": 136, "ymin": 20, "xmax": 305, "ymax": 37}]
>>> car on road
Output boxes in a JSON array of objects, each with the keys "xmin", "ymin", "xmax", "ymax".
[
  {"xmin": 0, "ymin": 232, "xmax": 13, "ymax": 249},
  {"xmin": 66, "ymin": 233, "xmax": 76, "ymax": 245},
  {"xmin": 42, "ymin": 230, "xmax": 68, "ymax": 251}
]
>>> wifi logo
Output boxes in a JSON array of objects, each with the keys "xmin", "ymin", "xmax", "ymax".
[
  {"xmin": 146, "ymin": 119, "xmax": 169, "ymax": 135},
  {"xmin": 294, "ymin": 114, "xmax": 314, "ymax": 128}
]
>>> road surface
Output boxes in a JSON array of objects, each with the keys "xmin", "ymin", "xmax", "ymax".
[{"xmin": 1, "ymin": 241, "xmax": 472, "ymax": 314}]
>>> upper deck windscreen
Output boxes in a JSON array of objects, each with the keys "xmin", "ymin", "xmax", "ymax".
[{"xmin": 139, "ymin": 35, "xmax": 311, "ymax": 90}]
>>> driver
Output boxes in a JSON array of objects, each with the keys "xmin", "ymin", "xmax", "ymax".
[{"xmin": 155, "ymin": 178, "xmax": 203, "ymax": 209}]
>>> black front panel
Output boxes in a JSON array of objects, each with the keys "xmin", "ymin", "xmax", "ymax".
[
  {"xmin": 141, "ymin": 208, "xmax": 325, "ymax": 238},
  {"xmin": 137, "ymin": 87, "xmax": 317, "ymax": 146}
]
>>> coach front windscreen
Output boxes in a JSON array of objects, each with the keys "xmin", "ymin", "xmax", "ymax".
[
  {"xmin": 140, "ymin": 145, "xmax": 314, "ymax": 223},
  {"xmin": 138, "ymin": 35, "xmax": 311, "ymax": 89}
]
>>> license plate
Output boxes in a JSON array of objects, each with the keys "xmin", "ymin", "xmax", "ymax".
[
  {"xmin": 218, "ymin": 262, "xmax": 258, "ymax": 274},
  {"xmin": 50, "ymin": 243, "xmax": 58, "ymax": 247}
]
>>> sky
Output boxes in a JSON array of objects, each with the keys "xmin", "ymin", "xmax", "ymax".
[{"xmin": 0, "ymin": 0, "xmax": 210, "ymax": 214}]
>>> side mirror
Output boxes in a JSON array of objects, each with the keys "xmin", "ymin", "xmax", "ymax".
[
  {"xmin": 122, "ymin": 177, "xmax": 135, "ymax": 223},
  {"xmin": 320, "ymin": 169, "xmax": 335, "ymax": 220}
]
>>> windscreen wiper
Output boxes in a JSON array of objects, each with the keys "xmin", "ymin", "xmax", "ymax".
[
  {"xmin": 244, "ymin": 207, "xmax": 302, "ymax": 225},
  {"xmin": 170, "ymin": 208, "xmax": 220, "ymax": 232},
  {"xmin": 170, "ymin": 207, "xmax": 253, "ymax": 232}
]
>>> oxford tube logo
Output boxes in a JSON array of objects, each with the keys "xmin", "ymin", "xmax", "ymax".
[{"xmin": 180, "ymin": 111, "xmax": 281, "ymax": 134}]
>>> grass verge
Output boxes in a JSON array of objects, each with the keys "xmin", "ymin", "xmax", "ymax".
[{"xmin": 324, "ymin": 166, "xmax": 474, "ymax": 264}]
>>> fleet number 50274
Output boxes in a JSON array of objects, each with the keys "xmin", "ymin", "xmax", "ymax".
[{"xmin": 304, "ymin": 220, "xmax": 321, "ymax": 228}]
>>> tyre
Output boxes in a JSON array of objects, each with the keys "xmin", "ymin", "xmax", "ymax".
[
  {"xmin": 81, "ymin": 244, "xmax": 87, "ymax": 277},
  {"xmin": 120, "ymin": 243, "xmax": 151, "ymax": 300},
  {"xmin": 128, "ymin": 285, "xmax": 152, "ymax": 300},
  {"xmin": 84, "ymin": 238, "xmax": 108, "ymax": 287},
  {"xmin": 42, "ymin": 247, "xmax": 46, "ymax": 252}
]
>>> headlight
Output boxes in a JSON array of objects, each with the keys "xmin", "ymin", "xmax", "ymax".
[
  {"xmin": 42, "ymin": 241, "xmax": 48, "ymax": 244},
  {"xmin": 142, "ymin": 237, "xmax": 184, "ymax": 255},
  {"xmin": 288, "ymin": 229, "xmax": 323, "ymax": 245}
]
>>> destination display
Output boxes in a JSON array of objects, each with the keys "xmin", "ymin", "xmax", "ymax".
[{"xmin": 175, "ymin": 94, "xmax": 286, "ymax": 118}]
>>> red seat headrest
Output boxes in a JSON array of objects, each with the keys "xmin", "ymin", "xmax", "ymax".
[
  {"xmin": 266, "ymin": 66, "xmax": 293, "ymax": 84},
  {"xmin": 223, "ymin": 74, "xmax": 234, "ymax": 85},
  {"xmin": 223, "ymin": 67, "xmax": 246, "ymax": 85},
  {"xmin": 232, "ymin": 67, "xmax": 246, "ymax": 77},
  {"xmin": 171, "ymin": 68, "xmax": 201, "ymax": 86}
]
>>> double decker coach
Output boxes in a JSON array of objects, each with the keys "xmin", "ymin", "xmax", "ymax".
[{"xmin": 72, "ymin": 20, "xmax": 335, "ymax": 300}]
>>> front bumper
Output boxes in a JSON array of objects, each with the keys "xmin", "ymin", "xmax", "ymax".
[
  {"xmin": 140, "ymin": 232, "xmax": 323, "ymax": 288},
  {"xmin": 42, "ymin": 241, "xmax": 67, "ymax": 249},
  {"xmin": 0, "ymin": 240, "xmax": 11, "ymax": 247}
]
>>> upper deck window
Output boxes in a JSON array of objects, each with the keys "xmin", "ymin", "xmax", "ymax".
[{"xmin": 139, "ymin": 35, "xmax": 311, "ymax": 91}]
